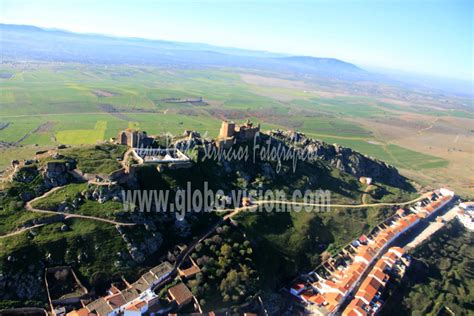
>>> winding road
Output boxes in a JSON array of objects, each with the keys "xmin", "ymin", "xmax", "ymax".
[
  {"xmin": 25, "ymin": 185, "xmax": 135, "ymax": 226},
  {"xmin": 248, "ymin": 192, "xmax": 429, "ymax": 210}
]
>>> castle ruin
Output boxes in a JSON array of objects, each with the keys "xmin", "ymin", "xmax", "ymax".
[{"xmin": 217, "ymin": 120, "xmax": 260, "ymax": 147}]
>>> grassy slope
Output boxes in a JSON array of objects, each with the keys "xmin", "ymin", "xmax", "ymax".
[
  {"xmin": 234, "ymin": 205, "xmax": 395, "ymax": 289},
  {"xmin": 58, "ymin": 144, "xmax": 127, "ymax": 174}
]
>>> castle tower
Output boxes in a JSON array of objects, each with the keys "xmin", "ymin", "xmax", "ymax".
[{"xmin": 219, "ymin": 121, "xmax": 235, "ymax": 139}]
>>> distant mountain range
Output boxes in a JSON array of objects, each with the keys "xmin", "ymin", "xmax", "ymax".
[{"xmin": 0, "ymin": 23, "xmax": 368, "ymax": 79}]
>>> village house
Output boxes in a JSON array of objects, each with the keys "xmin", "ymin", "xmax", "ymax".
[
  {"xmin": 167, "ymin": 282, "xmax": 194, "ymax": 310},
  {"xmin": 66, "ymin": 262, "xmax": 172, "ymax": 316},
  {"xmin": 343, "ymin": 247, "xmax": 407, "ymax": 316},
  {"xmin": 178, "ymin": 257, "xmax": 201, "ymax": 279}
]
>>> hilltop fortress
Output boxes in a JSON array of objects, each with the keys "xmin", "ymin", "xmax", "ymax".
[{"xmin": 217, "ymin": 120, "xmax": 260, "ymax": 148}]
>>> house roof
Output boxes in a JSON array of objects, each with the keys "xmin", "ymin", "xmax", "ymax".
[
  {"xmin": 308, "ymin": 294, "xmax": 325, "ymax": 305},
  {"xmin": 105, "ymin": 292, "xmax": 126, "ymax": 308},
  {"xmin": 178, "ymin": 265, "xmax": 201, "ymax": 278},
  {"xmin": 382, "ymin": 251, "xmax": 398, "ymax": 264},
  {"xmin": 131, "ymin": 278, "xmax": 149, "ymax": 293},
  {"xmin": 86, "ymin": 299, "xmax": 113, "ymax": 316},
  {"xmin": 142, "ymin": 271, "xmax": 158, "ymax": 284},
  {"xmin": 358, "ymin": 235, "xmax": 368, "ymax": 244},
  {"xmin": 85, "ymin": 298, "xmax": 108, "ymax": 313},
  {"xmin": 324, "ymin": 280, "xmax": 338, "ymax": 289},
  {"xmin": 323, "ymin": 292, "xmax": 343, "ymax": 305},
  {"xmin": 150, "ymin": 261, "xmax": 173, "ymax": 278},
  {"xmin": 369, "ymin": 268, "xmax": 387, "ymax": 283},
  {"xmin": 339, "ymin": 274, "xmax": 358, "ymax": 290},
  {"xmin": 342, "ymin": 306, "xmax": 367, "ymax": 316},
  {"xmin": 361, "ymin": 276, "xmax": 383, "ymax": 292},
  {"xmin": 125, "ymin": 300, "xmax": 147, "ymax": 311},
  {"xmin": 121, "ymin": 288, "xmax": 141, "ymax": 302},
  {"xmin": 168, "ymin": 283, "xmax": 194, "ymax": 307},
  {"xmin": 357, "ymin": 252, "xmax": 373, "ymax": 263},
  {"xmin": 66, "ymin": 308, "xmax": 92, "ymax": 316},
  {"xmin": 375, "ymin": 259, "xmax": 391, "ymax": 270},
  {"xmin": 357, "ymin": 284, "xmax": 377, "ymax": 303}
]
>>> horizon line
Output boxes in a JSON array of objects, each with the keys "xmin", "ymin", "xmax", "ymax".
[{"xmin": 1, "ymin": 22, "xmax": 473, "ymax": 84}]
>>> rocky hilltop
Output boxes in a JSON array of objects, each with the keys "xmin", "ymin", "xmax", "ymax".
[{"xmin": 269, "ymin": 130, "xmax": 406, "ymax": 188}]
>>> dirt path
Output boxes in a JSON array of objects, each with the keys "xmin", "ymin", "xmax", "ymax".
[
  {"xmin": 361, "ymin": 184, "xmax": 376, "ymax": 204},
  {"xmin": 25, "ymin": 186, "xmax": 135, "ymax": 226},
  {"xmin": 0, "ymin": 224, "xmax": 46, "ymax": 239},
  {"xmin": 417, "ymin": 117, "xmax": 439, "ymax": 135},
  {"xmin": 250, "ymin": 193, "xmax": 428, "ymax": 209},
  {"xmin": 209, "ymin": 192, "xmax": 429, "ymax": 222}
]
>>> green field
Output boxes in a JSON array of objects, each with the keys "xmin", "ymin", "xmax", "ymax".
[{"xmin": 0, "ymin": 63, "xmax": 455, "ymax": 175}]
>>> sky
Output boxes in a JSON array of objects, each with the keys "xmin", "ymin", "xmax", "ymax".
[{"xmin": 1, "ymin": 0, "xmax": 473, "ymax": 81}]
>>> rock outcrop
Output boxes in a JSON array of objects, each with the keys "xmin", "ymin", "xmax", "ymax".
[{"xmin": 269, "ymin": 130, "xmax": 407, "ymax": 187}]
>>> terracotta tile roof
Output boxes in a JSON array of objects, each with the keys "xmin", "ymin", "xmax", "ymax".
[
  {"xmin": 382, "ymin": 252, "xmax": 398, "ymax": 264},
  {"xmin": 168, "ymin": 283, "xmax": 194, "ymax": 307},
  {"xmin": 105, "ymin": 292, "xmax": 126, "ymax": 308},
  {"xmin": 178, "ymin": 265, "xmax": 201, "ymax": 278},
  {"xmin": 308, "ymin": 294, "xmax": 325, "ymax": 305},
  {"xmin": 342, "ymin": 298, "xmax": 367, "ymax": 316},
  {"xmin": 92, "ymin": 300, "xmax": 113, "ymax": 316},
  {"xmin": 324, "ymin": 280, "xmax": 338, "ymax": 289},
  {"xmin": 355, "ymin": 288, "xmax": 375, "ymax": 305},
  {"xmin": 406, "ymin": 214, "xmax": 419, "ymax": 223},
  {"xmin": 125, "ymin": 300, "xmax": 147, "ymax": 311},
  {"xmin": 66, "ymin": 308, "xmax": 92, "ymax": 316},
  {"xmin": 339, "ymin": 274, "xmax": 358, "ymax": 290},
  {"xmin": 369, "ymin": 268, "xmax": 387, "ymax": 283},
  {"xmin": 323, "ymin": 292, "xmax": 343, "ymax": 305},
  {"xmin": 357, "ymin": 252, "xmax": 373, "ymax": 263},
  {"xmin": 361, "ymin": 276, "xmax": 383, "ymax": 292},
  {"xmin": 352, "ymin": 261, "xmax": 367, "ymax": 273},
  {"xmin": 375, "ymin": 259, "xmax": 390, "ymax": 271},
  {"xmin": 358, "ymin": 235, "xmax": 368, "ymax": 244}
]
